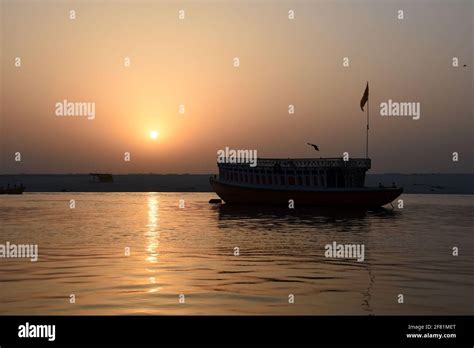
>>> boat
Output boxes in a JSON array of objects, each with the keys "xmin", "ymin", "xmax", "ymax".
[
  {"xmin": 0, "ymin": 184, "xmax": 25, "ymax": 195},
  {"xmin": 210, "ymin": 82, "xmax": 404, "ymax": 208},
  {"xmin": 210, "ymin": 157, "xmax": 403, "ymax": 208},
  {"xmin": 89, "ymin": 173, "xmax": 114, "ymax": 183}
]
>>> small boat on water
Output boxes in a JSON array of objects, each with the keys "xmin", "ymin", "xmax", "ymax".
[
  {"xmin": 210, "ymin": 157, "xmax": 402, "ymax": 208},
  {"xmin": 89, "ymin": 173, "xmax": 114, "ymax": 183},
  {"xmin": 0, "ymin": 184, "xmax": 25, "ymax": 195}
]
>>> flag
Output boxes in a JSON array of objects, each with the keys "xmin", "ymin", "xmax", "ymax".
[{"xmin": 360, "ymin": 82, "xmax": 369, "ymax": 111}]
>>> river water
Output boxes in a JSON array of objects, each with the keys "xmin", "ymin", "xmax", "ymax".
[{"xmin": 0, "ymin": 193, "xmax": 472, "ymax": 314}]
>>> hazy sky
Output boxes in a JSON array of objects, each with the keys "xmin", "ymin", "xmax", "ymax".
[{"xmin": 1, "ymin": 0, "xmax": 472, "ymax": 174}]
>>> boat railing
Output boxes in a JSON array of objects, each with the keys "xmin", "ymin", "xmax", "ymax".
[{"xmin": 218, "ymin": 158, "xmax": 371, "ymax": 169}]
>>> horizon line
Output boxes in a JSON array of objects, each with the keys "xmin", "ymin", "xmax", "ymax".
[{"xmin": 1, "ymin": 173, "xmax": 474, "ymax": 176}]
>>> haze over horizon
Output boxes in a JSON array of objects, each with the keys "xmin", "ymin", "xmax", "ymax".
[{"xmin": 1, "ymin": 0, "xmax": 473, "ymax": 175}]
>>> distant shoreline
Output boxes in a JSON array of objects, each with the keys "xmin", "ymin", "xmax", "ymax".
[{"xmin": 1, "ymin": 174, "xmax": 473, "ymax": 194}]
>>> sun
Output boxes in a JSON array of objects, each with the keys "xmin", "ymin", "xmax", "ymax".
[{"xmin": 149, "ymin": 130, "xmax": 159, "ymax": 140}]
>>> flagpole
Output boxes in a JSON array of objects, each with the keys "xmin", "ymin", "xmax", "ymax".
[{"xmin": 366, "ymin": 84, "xmax": 369, "ymax": 159}]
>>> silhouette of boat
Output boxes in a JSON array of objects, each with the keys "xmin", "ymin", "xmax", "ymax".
[
  {"xmin": 210, "ymin": 158, "xmax": 402, "ymax": 207},
  {"xmin": 0, "ymin": 184, "xmax": 25, "ymax": 195},
  {"xmin": 89, "ymin": 173, "xmax": 114, "ymax": 183}
]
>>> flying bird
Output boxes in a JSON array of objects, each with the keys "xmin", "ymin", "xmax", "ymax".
[{"xmin": 307, "ymin": 143, "xmax": 319, "ymax": 151}]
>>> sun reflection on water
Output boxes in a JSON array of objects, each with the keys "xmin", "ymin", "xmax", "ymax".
[
  {"xmin": 146, "ymin": 194, "xmax": 161, "ymax": 293},
  {"xmin": 146, "ymin": 194, "xmax": 159, "ymax": 263}
]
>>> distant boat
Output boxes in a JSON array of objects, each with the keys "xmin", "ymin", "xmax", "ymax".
[
  {"xmin": 90, "ymin": 173, "xmax": 114, "ymax": 183},
  {"xmin": 210, "ymin": 158, "xmax": 403, "ymax": 208},
  {"xmin": 0, "ymin": 184, "xmax": 25, "ymax": 195}
]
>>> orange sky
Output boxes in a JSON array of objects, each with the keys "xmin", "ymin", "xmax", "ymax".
[{"xmin": 1, "ymin": 0, "xmax": 472, "ymax": 174}]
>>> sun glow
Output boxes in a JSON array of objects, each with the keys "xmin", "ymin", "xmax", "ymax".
[{"xmin": 149, "ymin": 130, "xmax": 159, "ymax": 140}]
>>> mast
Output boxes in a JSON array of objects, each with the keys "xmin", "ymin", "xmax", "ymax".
[{"xmin": 360, "ymin": 81, "xmax": 370, "ymax": 159}]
